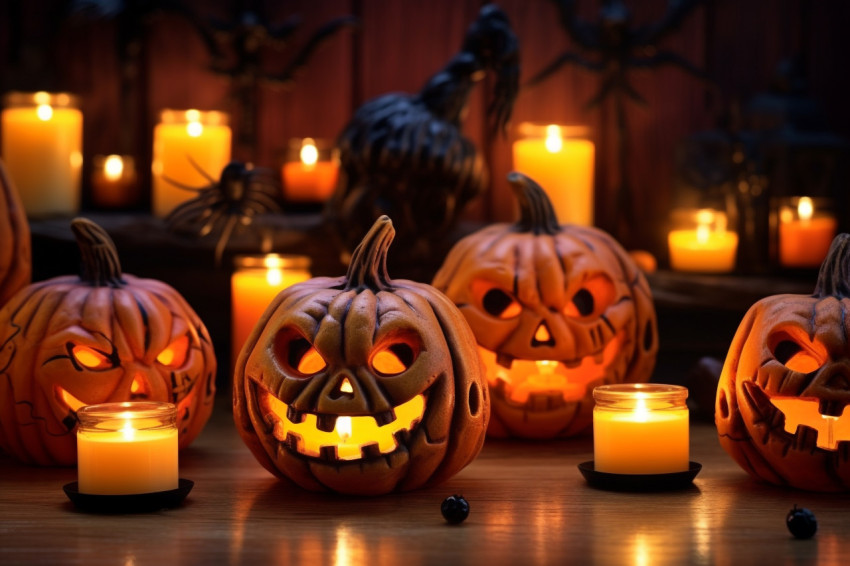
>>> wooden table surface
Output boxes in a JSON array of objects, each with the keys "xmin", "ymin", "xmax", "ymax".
[{"xmin": 2, "ymin": 398, "xmax": 848, "ymax": 566}]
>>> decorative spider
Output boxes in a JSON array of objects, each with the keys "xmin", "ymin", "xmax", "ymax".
[
  {"xmin": 528, "ymin": 0, "xmax": 714, "ymax": 243},
  {"xmin": 164, "ymin": 160, "xmax": 283, "ymax": 266}
]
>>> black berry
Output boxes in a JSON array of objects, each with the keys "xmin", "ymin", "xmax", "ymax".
[
  {"xmin": 786, "ymin": 505, "xmax": 817, "ymax": 539},
  {"xmin": 441, "ymin": 494, "xmax": 470, "ymax": 524}
]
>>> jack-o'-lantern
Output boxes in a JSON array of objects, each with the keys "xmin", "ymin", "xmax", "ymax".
[
  {"xmin": 233, "ymin": 216, "xmax": 488, "ymax": 495},
  {"xmin": 433, "ymin": 172, "xmax": 657, "ymax": 439},
  {"xmin": 716, "ymin": 233, "xmax": 850, "ymax": 491},
  {"xmin": 0, "ymin": 218, "xmax": 216, "ymax": 466},
  {"xmin": 0, "ymin": 158, "xmax": 30, "ymax": 306}
]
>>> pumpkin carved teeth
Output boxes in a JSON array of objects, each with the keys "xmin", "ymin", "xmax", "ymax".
[{"xmin": 260, "ymin": 389, "xmax": 426, "ymax": 461}]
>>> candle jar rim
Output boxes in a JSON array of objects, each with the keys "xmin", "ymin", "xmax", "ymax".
[
  {"xmin": 516, "ymin": 121, "xmax": 591, "ymax": 139},
  {"xmin": 285, "ymin": 137, "xmax": 339, "ymax": 162},
  {"xmin": 233, "ymin": 253, "xmax": 312, "ymax": 270},
  {"xmin": 593, "ymin": 383, "xmax": 688, "ymax": 402},
  {"xmin": 158, "ymin": 108, "xmax": 229, "ymax": 126},
  {"xmin": 77, "ymin": 401, "xmax": 177, "ymax": 425},
  {"xmin": 3, "ymin": 90, "xmax": 80, "ymax": 109}
]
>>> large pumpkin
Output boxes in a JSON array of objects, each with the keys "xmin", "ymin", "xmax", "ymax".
[
  {"xmin": 233, "ymin": 215, "xmax": 488, "ymax": 495},
  {"xmin": 0, "ymin": 218, "xmax": 216, "ymax": 466},
  {"xmin": 433, "ymin": 172, "xmax": 657, "ymax": 438},
  {"xmin": 0, "ymin": 157, "xmax": 31, "ymax": 306},
  {"xmin": 716, "ymin": 233, "xmax": 850, "ymax": 491}
]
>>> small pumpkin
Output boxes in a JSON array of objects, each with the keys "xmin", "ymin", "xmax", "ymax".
[
  {"xmin": 0, "ymin": 157, "xmax": 31, "ymax": 306},
  {"xmin": 433, "ymin": 172, "xmax": 657, "ymax": 439},
  {"xmin": 0, "ymin": 218, "xmax": 216, "ymax": 466},
  {"xmin": 716, "ymin": 233, "xmax": 850, "ymax": 491},
  {"xmin": 233, "ymin": 215, "xmax": 488, "ymax": 495}
]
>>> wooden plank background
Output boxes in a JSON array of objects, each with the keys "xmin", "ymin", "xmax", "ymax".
[{"xmin": 2, "ymin": 0, "xmax": 848, "ymax": 258}]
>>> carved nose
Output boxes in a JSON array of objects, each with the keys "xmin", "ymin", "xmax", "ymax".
[
  {"xmin": 531, "ymin": 322, "xmax": 555, "ymax": 347},
  {"xmin": 130, "ymin": 373, "xmax": 151, "ymax": 399}
]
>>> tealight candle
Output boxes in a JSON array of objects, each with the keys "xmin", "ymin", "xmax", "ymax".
[
  {"xmin": 512, "ymin": 123, "xmax": 595, "ymax": 225},
  {"xmin": 152, "ymin": 109, "xmax": 231, "ymax": 217},
  {"xmin": 593, "ymin": 384, "xmax": 689, "ymax": 475},
  {"xmin": 231, "ymin": 254, "xmax": 312, "ymax": 366},
  {"xmin": 1, "ymin": 91, "xmax": 83, "ymax": 218},
  {"xmin": 76, "ymin": 402, "xmax": 178, "ymax": 495},
  {"xmin": 668, "ymin": 208, "xmax": 738, "ymax": 273},
  {"xmin": 778, "ymin": 197, "xmax": 837, "ymax": 268},
  {"xmin": 91, "ymin": 154, "xmax": 139, "ymax": 209},
  {"xmin": 281, "ymin": 137, "xmax": 339, "ymax": 203}
]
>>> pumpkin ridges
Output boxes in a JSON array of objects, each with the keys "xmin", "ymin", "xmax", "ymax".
[
  {"xmin": 814, "ymin": 233, "xmax": 850, "ymax": 299},
  {"xmin": 71, "ymin": 218, "xmax": 124, "ymax": 288}
]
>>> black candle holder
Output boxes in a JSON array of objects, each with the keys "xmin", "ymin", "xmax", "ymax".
[
  {"xmin": 578, "ymin": 461, "xmax": 702, "ymax": 492},
  {"xmin": 63, "ymin": 478, "xmax": 194, "ymax": 513}
]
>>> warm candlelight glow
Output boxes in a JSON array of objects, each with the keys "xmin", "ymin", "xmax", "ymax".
[
  {"xmin": 778, "ymin": 196, "xmax": 837, "ymax": 268},
  {"xmin": 544, "ymin": 124, "xmax": 563, "ymax": 152},
  {"xmin": 282, "ymin": 137, "xmax": 339, "ymax": 203},
  {"xmin": 668, "ymin": 208, "xmax": 738, "ymax": 273},
  {"xmin": 300, "ymin": 138, "xmax": 319, "ymax": 165},
  {"xmin": 36, "ymin": 103, "xmax": 53, "ymax": 121},
  {"xmin": 103, "ymin": 154, "xmax": 124, "ymax": 181},
  {"xmin": 91, "ymin": 154, "xmax": 139, "ymax": 209},
  {"xmin": 798, "ymin": 196, "xmax": 814, "ymax": 220},
  {"xmin": 593, "ymin": 384, "xmax": 689, "ymax": 474}
]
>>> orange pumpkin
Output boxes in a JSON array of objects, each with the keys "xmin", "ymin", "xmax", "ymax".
[
  {"xmin": 0, "ymin": 158, "xmax": 31, "ymax": 306},
  {"xmin": 0, "ymin": 218, "xmax": 216, "ymax": 466},
  {"xmin": 716, "ymin": 233, "xmax": 850, "ymax": 491},
  {"xmin": 233, "ymin": 216, "xmax": 488, "ymax": 495},
  {"xmin": 433, "ymin": 172, "xmax": 657, "ymax": 438}
]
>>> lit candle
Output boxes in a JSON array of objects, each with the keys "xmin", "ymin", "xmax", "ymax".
[
  {"xmin": 231, "ymin": 254, "xmax": 311, "ymax": 366},
  {"xmin": 281, "ymin": 137, "xmax": 339, "ymax": 203},
  {"xmin": 76, "ymin": 402, "xmax": 178, "ymax": 495},
  {"xmin": 1, "ymin": 91, "xmax": 83, "ymax": 218},
  {"xmin": 593, "ymin": 384, "xmax": 689, "ymax": 474},
  {"xmin": 778, "ymin": 197, "xmax": 837, "ymax": 268},
  {"xmin": 91, "ymin": 154, "xmax": 139, "ymax": 209},
  {"xmin": 152, "ymin": 109, "xmax": 231, "ymax": 217},
  {"xmin": 668, "ymin": 209, "xmax": 738, "ymax": 273},
  {"xmin": 512, "ymin": 123, "xmax": 595, "ymax": 225}
]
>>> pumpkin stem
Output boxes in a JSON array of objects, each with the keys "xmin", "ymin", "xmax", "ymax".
[
  {"xmin": 814, "ymin": 233, "xmax": 850, "ymax": 299},
  {"xmin": 345, "ymin": 215, "xmax": 395, "ymax": 291},
  {"xmin": 70, "ymin": 218, "xmax": 124, "ymax": 287},
  {"xmin": 507, "ymin": 171, "xmax": 560, "ymax": 235}
]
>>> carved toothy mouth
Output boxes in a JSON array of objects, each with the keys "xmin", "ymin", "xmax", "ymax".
[
  {"xmin": 482, "ymin": 331, "xmax": 625, "ymax": 407},
  {"xmin": 259, "ymin": 390, "xmax": 426, "ymax": 461},
  {"xmin": 743, "ymin": 381, "xmax": 850, "ymax": 451}
]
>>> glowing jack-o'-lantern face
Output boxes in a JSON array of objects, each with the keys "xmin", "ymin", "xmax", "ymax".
[
  {"xmin": 433, "ymin": 173, "xmax": 657, "ymax": 438},
  {"xmin": 717, "ymin": 234, "xmax": 850, "ymax": 490},
  {"xmin": 0, "ymin": 219, "xmax": 216, "ymax": 466},
  {"xmin": 234, "ymin": 216, "xmax": 489, "ymax": 495}
]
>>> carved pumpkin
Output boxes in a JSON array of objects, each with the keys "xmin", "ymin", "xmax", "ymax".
[
  {"xmin": 233, "ymin": 216, "xmax": 488, "ymax": 495},
  {"xmin": 0, "ymin": 218, "xmax": 216, "ymax": 466},
  {"xmin": 0, "ymin": 158, "xmax": 31, "ymax": 306},
  {"xmin": 433, "ymin": 172, "xmax": 657, "ymax": 439},
  {"xmin": 716, "ymin": 233, "xmax": 850, "ymax": 491}
]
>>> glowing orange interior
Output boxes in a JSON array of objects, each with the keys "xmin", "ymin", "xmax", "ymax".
[
  {"xmin": 157, "ymin": 335, "xmax": 189, "ymax": 367},
  {"xmin": 72, "ymin": 345, "xmax": 110, "ymax": 370},
  {"xmin": 770, "ymin": 397, "xmax": 850, "ymax": 450}
]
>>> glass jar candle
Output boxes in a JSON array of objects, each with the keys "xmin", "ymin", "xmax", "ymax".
[
  {"xmin": 281, "ymin": 137, "xmax": 340, "ymax": 203},
  {"xmin": 593, "ymin": 384, "xmax": 689, "ymax": 474},
  {"xmin": 76, "ymin": 402, "xmax": 178, "ymax": 495},
  {"xmin": 91, "ymin": 154, "xmax": 140, "ymax": 209},
  {"xmin": 775, "ymin": 196, "xmax": 837, "ymax": 269},
  {"xmin": 667, "ymin": 207, "xmax": 738, "ymax": 273}
]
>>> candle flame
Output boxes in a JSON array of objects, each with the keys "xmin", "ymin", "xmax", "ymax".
[
  {"xmin": 121, "ymin": 419, "xmax": 136, "ymax": 441},
  {"xmin": 696, "ymin": 224, "xmax": 710, "ymax": 244},
  {"xmin": 266, "ymin": 267, "xmax": 282, "ymax": 286},
  {"xmin": 336, "ymin": 416, "xmax": 352, "ymax": 443},
  {"xmin": 634, "ymin": 395, "xmax": 649, "ymax": 422},
  {"xmin": 104, "ymin": 155, "xmax": 124, "ymax": 181},
  {"xmin": 535, "ymin": 359, "xmax": 557, "ymax": 376},
  {"xmin": 300, "ymin": 138, "xmax": 319, "ymax": 166},
  {"xmin": 36, "ymin": 104, "xmax": 53, "ymax": 121},
  {"xmin": 798, "ymin": 197, "xmax": 814, "ymax": 221},
  {"xmin": 186, "ymin": 121, "xmax": 203, "ymax": 137},
  {"xmin": 544, "ymin": 125, "xmax": 563, "ymax": 153}
]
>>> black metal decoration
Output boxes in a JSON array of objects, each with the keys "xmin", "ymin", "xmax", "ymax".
[
  {"xmin": 206, "ymin": 6, "xmax": 356, "ymax": 158},
  {"xmin": 164, "ymin": 161, "xmax": 282, "ymax": 266},
  {"xmin": 528, "ymin": 0, "xmax": 711, "ymax": 244},
  {"xmin": 324, "ymin": 3, "xmax": 519, "ymax": 277}
]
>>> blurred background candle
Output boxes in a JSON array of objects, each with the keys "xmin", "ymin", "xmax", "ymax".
[
  {"xmin": 593, "ymin": 384, "xmax": 689, "ymax": 475},
  {"xmin": 1, "ymin": 91, "xmax": 83, "ymax": 218},
  {"xmin": 778, "ymin": 196, "xmax": 837, "ymax": 268},
  {"xmin": 281, "ymin": 137, "xmax": 339, "ymax": 203},
  {"xmin": 668, "ymin": 208, "xmax": 738, "ymax": 273},
  {"xmin": 512, "ymin": 122, "xmax": 595, "ymax": 225},
  {"xmin": 152, "ymin": 109, "xmax": 231, "ymax": 217},
  {"xmin": 76, "ymin": 402, "xmax": 178, "ymax": 495},
  {"xmin": 91, "ymin": 154, "xmax": 139, "ymax": 209},
  {"xmin": 231, "ymin": 254, "xmax": 312, "ymax": 367}
]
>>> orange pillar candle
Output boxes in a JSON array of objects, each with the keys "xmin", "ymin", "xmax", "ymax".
[
  {"xmin": 779, "ymin": 197, "xmax": 837, "ymax": 268},
  {"xmin": 1, "ymin": 91, "xmax": 83, "ymax": 218},
  {"xmin": 593, "ymin": 384, "xmax": 689, "ymax": 474},
  {"xmin": 281, "ymin": 138, "xmax": 339, "ymax": 202},
  {"xmin": 512, "ymin": 123, "xmax": 595, "ymax": 225},
  {"xmin": 76, "ymin": 402, "xmax": 178, "ymax": 495},
  {"xmin": 91, "ymin": 154, "xmax": 139, "ymax": 209},
  {"xmin": 668, "ymin": 209, "xmax": 738, "ymax": 273},
  {"xmin": 152, "ymin": 109, "xmax": 231, "ymax": 217},
  {"xmin": 231, "ymin": 254, "xmax": 312, "ymax": 365}
]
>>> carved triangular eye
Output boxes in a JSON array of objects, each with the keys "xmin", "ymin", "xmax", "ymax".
[
  {"xmin": 769, "ymin": 331, "xmax": 825, "ymax": 374},
  {"xmin": 296, "ymin": 344, "xmax": 327, "ymax": 375},
  {"xmin": 274, "ymin": 327, "xmax": 327, "ymax": 377},
  {"xmin": 71, "ymin": 344, "xmax": 113, "ymax": 370},
  {"xmin": 157, "ymin": 335, "xmax": 189, "ymax": 367},
  {"xmin": 371, "ymin": 340, "xmax": 419, "ymax": 377}
]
